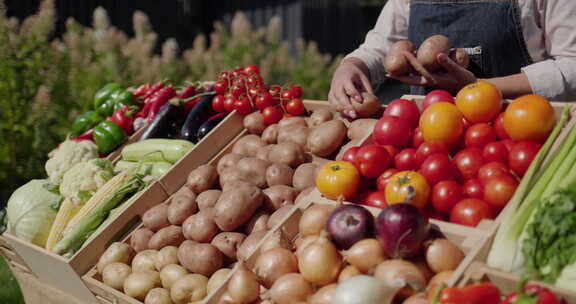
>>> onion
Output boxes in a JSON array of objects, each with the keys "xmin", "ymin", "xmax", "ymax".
[
  {"xmin": 295, "ymin": 235, "xmax": 318, "ymax": 256},
  {"xmin": 228, "ymin": 263, "xmax": 260, "ymax": 304},
  {"xmin": 426, "ymin": 271, "xmax": 453, "ymax": 299},
  {"xmin": 326, "ymin": 205, "xmax": 374, "ymax": 250},
  {"xmin": 260, "ymin": 229, "xmax": 293, "ymax": 253},
  {"xmin": 299, "ymin": 204, "xmax": 335, "ymax": 237},
  {"xmin": 375, "ymin": 203, "xmax": 429, "ymax": 258},
  {"xmin": 207, "ymin": 268, "xmax": 231, "ymax": 295},
  {"xmin": 298, "ymin": 232, "xmax": 342, "ymax": 285},
  {"xmin": 268, "ymin": 205, "xmax": 296, "ymax": 230},
  {"xmin": 309, "ymin": 284, "xmax": 337, "ymax": 304},
  {"xmin": 338, "ymin": 265, "xmax": 361, "ymax": 283},
  {"xmin": 254, "ymin": 247, "xmax": 298, "ymax": 288},
  {"xmin": 267, "ymin": 273, "xmax": 313, "ymax": 304},
  {"xmin": 344, "ymin": 238, "xmax": 386, "ymax": 274},
  {"xmin": 160, "ymin": 264, "xmax": 188, "ymax": 289},
  {"xmin": 333, "ymin": 275, "xmax": 403, "ymax": 304},
  {"xmin": 425, "ymin": 239, "xmax": 464, "ymax": 273},
  {"xmin": 244, "ymin": 210, "xmax": 270, "ymax": 234},
  {"xmin": 373, "ymin": 260, "xmax": 426, "ymax": 297}
]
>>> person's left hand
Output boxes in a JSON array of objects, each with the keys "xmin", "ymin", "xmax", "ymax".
[{"xmin": 387, "ymin": 51, "xmax": 477, "ymax": 94}]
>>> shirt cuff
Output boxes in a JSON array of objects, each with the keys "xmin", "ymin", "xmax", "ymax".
[
  {"xmin": 521, "ymin": 60, "xmax": 567, "ymax": 101},
  {"xmin": 344, "ymin": 50, "xmax": 387, "ymax": 87}
]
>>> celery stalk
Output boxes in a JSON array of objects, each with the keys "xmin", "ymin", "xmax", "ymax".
[{"xmin": 487, "ymin": 106, "xmax": 572, "ymax": 271}]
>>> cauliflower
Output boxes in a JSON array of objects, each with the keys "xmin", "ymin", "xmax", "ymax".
[
  {"xmin": 59, "ymin": 158, "xmax": 114, "ymax": 204},
  {"xmin": 45, "ymin": 140, "xmax": 99, "ymax": 184}
]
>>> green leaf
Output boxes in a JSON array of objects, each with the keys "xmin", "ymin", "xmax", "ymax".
[{"xmin": 77, "ymin": 190, "xmax": 93, "ymax": 202}]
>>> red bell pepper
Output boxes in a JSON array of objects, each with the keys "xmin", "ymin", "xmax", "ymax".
[
  {"xmin": 73, "ymin": 128, "xmax": 95, "ymax": 142},
  {"xmin": 109, "ymin": 105, "xmax": 137, "ymax": 135},
  {"xmin": 500, "ymin": 283, "xmax": 561, "ymax": 304},
  {"xmin": 145, "ymin": 86, "xmax": 176, "ymax": 123},
  {"xmin": 439, "ymin": 283, "xmax": 501, "ymax": 304}
]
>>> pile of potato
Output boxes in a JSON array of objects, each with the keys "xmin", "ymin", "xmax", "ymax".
[{"xmin": 95, "ymin": 107, "xmax": 384, "ymax": 304}]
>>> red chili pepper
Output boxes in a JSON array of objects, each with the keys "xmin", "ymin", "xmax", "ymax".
[
  {"xmin": 133, "ymin": 83, "xmax": 152, "ymax": 97},
  {"xmin": 143, "ymin": 81, "xmax": 165, "ymax": 100},
  {"xmin": 183, "ymin": 97, "xmax": 200, "ymax": 116},
  {"xmin": 440, "ymin": 283, "xmax": 501, "ymax": 304},
  {"xmin": 146, "ymin": 86, "xmax": 176, "ymax": 123},
  {"xmin": 179, "ymin": 85, "xmax": 197, "ymax": 99},
  {"xmin": 500, "ymin": 284, "xmax": 561, "ymax": 304},
  {"xmin": 135, "ymin": 101, "xmax": 153, "ymax": 119},
  {"xmin": 207, "ymin": 112, "xmax": 226, "ymax": 121},
  {"xmin": 73, "ymin": 128, "xmax": 94, "ymax": 142},
  {"xmin": 109, "ymin": 104, "xmax": 136, "ymax": 135}
]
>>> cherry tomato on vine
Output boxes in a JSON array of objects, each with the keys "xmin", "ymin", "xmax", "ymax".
[
  {"xmin": 234, "ymin": 98, "xmax": 253, "ymax": 115},
  {"xmin": 286, "ymin": 98, "xmax": 305, "ymax": 116},
  {"xmin": 223, "ymin": 96, "xmax": 237, "ymax": 113},
  {"xmin": 290, "ymin": 85, "xmax": 303, "ymax": 98},
  {"xmin": 268, "ymin": 85, "xmax": 282, "ymax": 96},
  {"xmin": 281, "ymin": 89, "xmax": 294, "ymax": 101},
  {"xmin": 212, "ymin": 95, "xmax": 226, "ymax": 113},
  {"xmin": 214, "ymin": 80, "xmax": 228, "ymax": 95},
  {"xmin": 255, "ymin": 93, "xmax": 275, "ymax": 111},
  {"xmin": 244, "ymin": 64, "xmax": 260, "ymax": 75},
  {"xmin": 262, "ymin": 106, "xmax": 283, "ymax": 125},
  {"xmin": 231, "ymin": 85, "xmax": 245, "ymax": 98}
]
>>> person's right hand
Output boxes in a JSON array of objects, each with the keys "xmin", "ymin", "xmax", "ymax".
[{"xmin": 329, "ymin": 58, "xmax": 374, "ymax": 119}]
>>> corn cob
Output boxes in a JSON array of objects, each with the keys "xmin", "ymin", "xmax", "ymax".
[{"xmin": 45, "ymin": 198, "xmax": 81, "ymax": 251}]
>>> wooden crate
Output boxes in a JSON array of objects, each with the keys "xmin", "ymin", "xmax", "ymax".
[{"xmin": 459, "ymin": 262, "xmax": 576, "ymax": 304}]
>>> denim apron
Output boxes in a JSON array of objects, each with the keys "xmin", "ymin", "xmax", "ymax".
[{"xmin": 407, "ymin": 0, "xmax": 533, "ymax": 95}]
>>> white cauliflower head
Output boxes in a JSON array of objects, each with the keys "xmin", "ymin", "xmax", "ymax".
[
  {"xmin": 59, "ymin": 158, "xmax": 114, "ymax": 204},
  {"xmin": 45, "ymin": 140, "xmax": 99, "ymax": 184}
]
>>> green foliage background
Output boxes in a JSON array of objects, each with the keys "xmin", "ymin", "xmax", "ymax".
[{"xmin": 0, "ymin": 0, "xmax": 341, "ymax": 205}]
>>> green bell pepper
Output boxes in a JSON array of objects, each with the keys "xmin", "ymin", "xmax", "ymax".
[
  {"xmin": 71, "ymin": 111, "xmax": 102, "ymax": 137},
  {"xmin": 94, "ymin": 84, "xmax": 133, "ymax": 117},
  {"xmin": 94, "ymin": 83, "xmax": 121, "ymax": 109},
  {"xmin": 93, "ymin": 121, "xmax": 126, "ymax": 154}
]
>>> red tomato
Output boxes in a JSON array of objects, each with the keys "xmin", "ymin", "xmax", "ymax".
[
  {"xmin": 465, "ymin": 123, "xmax": 497, "ymax": 148},
  {"xmin": 478, "ymin": 162, "xmax": 510, "ymax": 183},
  {"xmin": 483, "ymin": 141, "xmax": 509, "ymax": 164},
  {"xmin": 422, "ymin": 89, "xmax": 454, "ymax": 111},
  {"xmin": 268, "ymin": 85, "xmax": 282, "ymax": 96},
  {"xmin": 450, "ymin": 198, "xmax": 494, "ymax": 227},
  {"xmin": 502, "ymin": 139, "xmax": 515, "ymax": 152},
  {"xmin": 509, "ymin": 141, "xmax": 541, "ymax": 177},
  {"xmin": 383, "ymin": 145, "xmax": 398, "ymax": 159},
  {"xmin": 432, "ymin": 180, "xmax": 463, "ymax": 214},
  {"xmin": 376, "ymin": 168, "xmax": 400, "ymax": 192},
  {"xmin": 462, "ymin": 117, "xmax": 472, "ymax": 130},
  {"xmin": 494, "ymin": 113, "xmax": 510, "ymax": 140},
  {"xmin": 212, "ymin": 94, "xmax": 226, "ymax": 113},
  {"xmin": 463, "ymin": 179, "xmax": 484, "ymax": 199},
  {"xmin": 234, "ymin": 97, "xmax": 253, "ymax": 115},
  {"xmin": 413, "ymin": 127, "xmax": 424, "ymax": 148},
  {"xmin": 281, "ymin": 89, "xmax": 294, "ymax": 101},
  {"xmin": 394, "ymin": 148, "xmax": 418, "ymax": 171},
  {"xmin": 223, "ymin": 96, "xmax": 237, "ymax": 113},
  {"xmin": 290, "ymin": 85, "xmax": 303, "ymax": 98},
  {"xmin": 383, "ymin": 99, "xmax": 420, "ymax": 128},
  {"xmin": 414, "ymin": 142, "xmax": 449, "ymax": 167},
  {"xmin": 484, "ymin": 175, "xmax": 518, "ymax": 210},
  {"xmin": 244, "ymin": 64, "xmax": 260, "ymax": 75},
  {"xmin": 255, "ymin": 92, "xmax": 275, "ymax": 110},
  {"xmin": 453, "ymin": 148, "xmax": 485, "ymax": 180},
  {"xmin": 213, "ymin": 80, "xmax": 228, "ymax": 95},
  {"xmin": 342, "ymin": 146, "xmax": 360, "ymax": 164},
  {"xmin": 373, "ymin": 116, "xmax": 413, "ymax": 147},
  {"xmin": 354, "ymin": 191, "xmax": 388, "ymax": 209},
  {"xmin": 286, "ymin": 98, "xmax": 305, "ymax": 116},
  {"xmin": 262, "ymin": 106, "xmax": 283, "ymax": 125},
  {"xmin": 355, "ymin": 145, "xmax": 392, "ymax": 178},
  {"xmin": 420, "ymin": 153, "xmax": 456, "ymax": 185},
  {"xmin": 231, "ymin": 85, "xmax": 246, "ymax": 98}
]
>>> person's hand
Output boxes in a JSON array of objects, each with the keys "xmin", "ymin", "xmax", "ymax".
[
  {"xmin": 387, "ymin": 52, "xmax": 476, "ymax": 94},
  {"xmin": 329, "ymin": 58, "xmax": 374, "ymax": 119}
]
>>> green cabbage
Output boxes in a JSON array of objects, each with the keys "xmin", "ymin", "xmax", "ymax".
[{"xmin": 6, "ymin": 179, "xmax": 60, "ymax": 247}]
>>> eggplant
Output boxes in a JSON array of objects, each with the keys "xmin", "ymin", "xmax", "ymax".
[
  {"xmin": 179, "ymin": 89, "xmax": 216, "ymax": 143},
  {"xmin": 138, "ymin": 101, "xmax": 181, "ymax": 141},
  {"xmin": 196, "ymin": 113, "xmax": 227, "ymax": 141}
]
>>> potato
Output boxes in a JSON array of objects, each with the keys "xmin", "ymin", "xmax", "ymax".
[
  {"xmin": 261, "ymin": 124, "xmax": 280, "ymax": 144},
  {"xmin": 232, "ymin": 135, "xmax": 265, "ymax": 157},
  {"xmin": 178, "ymin": 241, "xmax": 223, "ymax": 277},
  {"xmin": 237, "ymin": 230, "xmax": 268, "ymax": 263},
  {"xmin": 102, "ymin": 262, "xmax": 131, "ymax": 290},
  {"xmin": 182, "ymin": 210, "xmax": 219, "ymax": 243},
  {"xmin": 214, "ymin": 185, "xmax": 264, "ymax": 231},
  {"xmin": 133, "ymin": 250, "xmax": 159, "ymax": 273},
  {"xmin": 196, "ymin": 190, "xmax": 221, "ymax": 211},
  {"xmin": 417, "ymin": 34, "xmax": 452, "ymax": 71},
  {"xmin": 292, "ymin": 163, "xmax": 318, "ymax": 191},
  {"xmin": 347, "ymin": 118, "xmax": 378, "ymax": 140},
  {"xmin": 237, "ymin": 157, "xmax": 269, "ymax": 188},
  {"xmin": 265, "ymin": 163, "xmax": 294, "ymax": 187},
  {"xmin": 124, "ymin": 270, "xmax": 161, "ymax": 301},
  {"xmin": 244, "ymin": 111, "xmax": 266, "ymax": 134},
  {"xmin": 211, "ymin": 232, "xmax": 247, "ymax": 261},
  {"xmin": 221, "ymin": 180, "xmax": 254, "ymax": 193},
  {"xmin": 207, "ymin": 268, "xmax": 231, "ymax": 295},
  {"xmin": 278, "ymin": 117, "xmax": 307, "ymax": 128},
  {"xmin": 219, "ymin": 167, "xmax": 247, "ymax": 188},
  {"xmin": 143, "ymin": 203, "xmax": 170, "ymax": 232},
  {"xmin": 131, "ymin": 228, "xmax": 155, "ymax": 253},
  {"xmin": 154, "ymin": 246, "xmax": 179, "ymax": 271},
  {"xmin": 97, "ymin": 242, "xmax": 135, "ymax": 274},
  {"xmin": 307, "ymin": 120, "xmax": 347, "ymax": 157},
  {"xmin": 267, "ymin": 205, "xmax": 296, "ymax": 230},
  {"xmin": 451, "ymin": 48, "xmax": 469, "ymax": 68},
  {"xmin": 256, "ymin": 145, "xmax": 272, "ymax": 162},
  {"xmin": 308, "ymin": 109, "xmax": 334, "ymax": 127},
  {"xmin": 351, "ymin": 92, "xmax": 381, "ymax": 118},
  {"xmin": 262, "ymin": 185, "xmax": 297, "ymax": 211},
  {"xmin": 145, "ymin": 288, "xmax": 172, "ymax": 304},
  {"xmin": 167, "ymin": 187, "xmax": 197, "ymax": 225},
  {"xmin": 277, "ymin": 125, "xmax": 310, "ymax": 149},
  {"xmin": 268, "ymin": 142, "xmax": 306, "ymax": 168},
  {"xmin": 243, "ymin": 210, "xmax": 270, "ymax": 234},
  {"xmin": 384, "ymin": 40, "xmax": 414, "ymax": 75},
  {"xmin": 160, "ymin": 264, "xmax": 188, "ymax": 289},
  {"xmin": 217, "ymin": 153, "xmax": 243, "ymax": 174},
  {"xmin": 186, "ymin": 164, "xmax": 218, "ymax": 194},
  {"xmin": 148, "ymin": 226, "xmax": 185, "ymax": 250},
  {"xmin": 170, "ymin": 274, "xmax": 208, "ymax": 304}
]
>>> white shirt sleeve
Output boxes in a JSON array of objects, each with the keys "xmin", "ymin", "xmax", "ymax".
[
  {"xmin": 344, "ymin": 0, "xmax": 410, "ymax": 87},
  {"xmin": 521, "ymin": 0, "xmax": 576, "ymax": 101}
]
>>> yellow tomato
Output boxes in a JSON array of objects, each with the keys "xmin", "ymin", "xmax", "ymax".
[
  {"xmin": 504, "ymin": 94, "xmax": 556, "ymax": 142},
  {"xmin": 316, "ymin": 161, "xmax": 361, "ymax": 200},
  {"xmin": 455, "ymin": 81, "xmax": 503, "ymax": 123},
  {"xmin": 419, "ymin": 102, "xmax": 464, "ymax": 145},
  {"xmin": 385, "ymin": 171, "xmax": 430, "ymax": 209}
]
